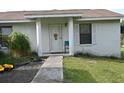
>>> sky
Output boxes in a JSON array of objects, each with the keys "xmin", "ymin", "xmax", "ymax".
[
  {"xmin": 112, "ymin": 9, "xmax": 124, "ymax": 14},
  {"xmin": 0, "ymin": 0, "xmax": 124, "ymax": 14}
]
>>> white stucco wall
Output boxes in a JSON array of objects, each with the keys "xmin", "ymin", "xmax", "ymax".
[
  {"xmin": 40, "ymin": 18, "xmax": 68, "ymax": 53},
  {"xmin": 74, "ymin": 20, "xmax": 120, "ymax": 57},
  {"xmin": 12, "ymin": 18, "xmax": 68, "ymax": 53},
  {"xmin": 12, "ymin": 22, "xmax": 37, "ymax": 52},
  {"xmin": 11, "ymin": 18, "xmax": 120, "ymax": 57}
]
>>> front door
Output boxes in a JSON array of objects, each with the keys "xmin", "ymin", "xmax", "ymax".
[{"xmin": 49, "ymin": 24, "xmax": 63, "ymax": 53}]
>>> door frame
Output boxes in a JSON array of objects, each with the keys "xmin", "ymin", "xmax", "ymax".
[{"xmin": 48, "ymin": 24, "xmax": 63, "ymax": 53}]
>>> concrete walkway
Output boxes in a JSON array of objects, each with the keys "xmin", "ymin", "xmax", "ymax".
[{"xmin": 31, "ymin": 56, "xmax": 63, "ymax": 83}]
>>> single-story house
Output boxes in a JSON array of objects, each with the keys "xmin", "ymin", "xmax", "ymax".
[{"xmin": 0, "ymin": 9, "xmax": 123, "ymax": 57}]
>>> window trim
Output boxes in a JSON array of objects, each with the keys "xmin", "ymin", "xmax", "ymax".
[
  {"xmin": 79, "ymin": 23, "xmax": 92, "ymax": 45},
  {"xmin": 0, "ymin": 26, "xmax": 12, "ymax": 48}
]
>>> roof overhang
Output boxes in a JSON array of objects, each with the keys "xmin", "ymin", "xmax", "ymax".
[
  {"xmin": 0, "ymin": 20, "xmax": 34, "ymax": 23},
  {"xmin": 25, "ymin": 14, "xmax": 82, "ymax": 18},
  {"xmin": 77, "ymin": 17, "xmax": 123, "ymax": 21}
]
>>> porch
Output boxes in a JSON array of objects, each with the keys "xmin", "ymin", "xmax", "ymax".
[
  {"xmin": 42, "ymin": 53, "xmax": 70, "ymax": 56},
  {"xmin": 35, "ymin": 17, "xmax": 75, "ymax": 56}
]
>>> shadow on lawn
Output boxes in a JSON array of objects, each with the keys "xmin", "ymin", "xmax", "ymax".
[{"xmin": 64, "ymin": 68, "xmax": 97, "ymax": 83}]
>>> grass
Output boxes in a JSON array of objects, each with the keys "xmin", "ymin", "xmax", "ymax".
[{"xmin": 63, "ymin": 48, "xmax": 124, "ymax": 83}]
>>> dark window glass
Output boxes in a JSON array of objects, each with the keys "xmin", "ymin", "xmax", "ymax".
[
  {"xmin": 79, "ymin": 24, "xmax": 92, "ymax": 44},
  {"xmin": 0, "ymin": 26, "xmax": 12, "ymax": 47}
]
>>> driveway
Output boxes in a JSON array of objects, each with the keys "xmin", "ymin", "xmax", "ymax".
[
  {"xmin": 0, "ymin": 62, "xmax": 43, "ymax": 83},
  {"xmin": 0, "ymin": 56, "xmax": 63, "ymax": 83}
]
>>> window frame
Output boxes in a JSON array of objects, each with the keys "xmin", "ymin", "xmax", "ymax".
[
  {"xmin": 0, "ymin": 26, "xmax": 12, "ymax": 48},
  {"xmin": 79, "ymin": 23, "xmax": 92, "ymax": 45}
]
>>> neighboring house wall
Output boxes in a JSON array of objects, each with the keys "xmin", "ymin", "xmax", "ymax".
[{"xmin": 74, "ymin": 20, "xmax": 120, "ymax": 57}]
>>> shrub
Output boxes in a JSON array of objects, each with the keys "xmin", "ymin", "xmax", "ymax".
[
  {"xmin": 74, "ymin": 52, "xmax": 95, "ymax": 57},
  {"xmin": 8, "ymin": 32, "xmax": 31, "ymax": 57},
  {"xmin": 0, "ymin": 51, "xmax": 5, "ymax": 58},
  {"xmin": 121, "ymin": 34, "xmax": 124, "ymax": 46},
  {"xmin": 31, "ymin": 51, "xmax": 38, "ymax": 57},
  {"xmin": 74, "ymin": 52, "xmax": 118, "ymax": 59}
]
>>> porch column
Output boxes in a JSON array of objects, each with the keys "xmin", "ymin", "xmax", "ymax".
[
  {"xmin": 68, "ymin": 17, "xmax": 74, "ymax": 55},
  {"xmin": 36, "ymin": 18, "xmax": 42, "ymax": 56}
]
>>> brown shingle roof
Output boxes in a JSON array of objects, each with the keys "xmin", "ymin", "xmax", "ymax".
[
  {"xmin": 81, "ymin": 9, "xmax": 124, "ymax": 18},
  {"xmin": 24, "ymin": 9, "xmax": 90, "ymax": 15},
  {"xmin": 0, "ymin": 11, "xmax": 26, "ymax": 21},
  {"xmin": 0, "ymin": 9, "xmax": 123, "ymax": 21}
]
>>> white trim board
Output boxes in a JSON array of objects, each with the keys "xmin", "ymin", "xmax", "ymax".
[
  {"xmin": 0, "ymin": 20, "xmax": 34, "ymax": 23},
  {"xmin": 77, "ymin": 17, "xmax": 123, "ymax": 21},
  {"xmin": 25, "ymin": 14, "xmax": 82, "ymax": 18}
]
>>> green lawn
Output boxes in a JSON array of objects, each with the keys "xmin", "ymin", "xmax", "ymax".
[{"xmin": 64, "ymin": 49, "xmax": 124, "ymax": 83}]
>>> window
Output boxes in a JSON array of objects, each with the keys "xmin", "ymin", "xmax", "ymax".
[
  {"xmin": 0, "ymin": 26, "xmax": 12, "ymax": 48},
  {"xmin": 79, "ymin": 24, "xmax": 92, "ymax": 44}
]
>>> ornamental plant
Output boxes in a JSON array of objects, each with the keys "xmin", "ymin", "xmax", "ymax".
[
  {"xmin": 121, "ymin": 34, "xmax": 124, "ymax": 46},
  {"xmin": 8, "ymin": 32, "xmax": 31, "ymax": 57}
]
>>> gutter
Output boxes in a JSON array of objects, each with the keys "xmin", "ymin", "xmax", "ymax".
[
  {"xmin": 0, "ymin": 20, "xmax": 34, "ymax": 23},
  {"xmin": 77, "ymin": 17, "xmax": 123, "ymax": 21},
  {"xmin": 24, "ymin": 14, "xmax": 82, "ymax": 18}
]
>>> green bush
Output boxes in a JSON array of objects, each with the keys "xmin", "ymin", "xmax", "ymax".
[
  {"xmin": 121, "ymin": 34, "xmax": 124, "ymax": 46},
  {"xmin": 8, "ymin": 32, "xmax": 31, "ymax": 57},
  {"xmin": 0, "ymin": 51, "xmax": 5, "ymax": 58}
]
